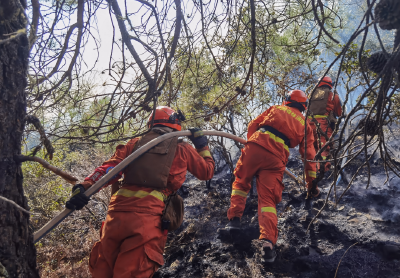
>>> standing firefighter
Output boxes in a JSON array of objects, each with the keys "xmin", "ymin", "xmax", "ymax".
[
  {"xmin": 65, "ymin": 106, "xmax": 214, "ymax": 278},
  {"xmin": 226, "ymin": 90, "xmax": 317, "ymax": 262},
  {"xmin": 307, "ymin": 76, "xmax": 342, "ymax": 172}
]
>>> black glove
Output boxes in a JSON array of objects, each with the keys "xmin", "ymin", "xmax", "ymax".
[
  {"xmin": 188, "ymin": 128, "xmax": 208, "ymax": 149},
  {"xmin": 66, "ymin": 184, "xmax": 90, "ymax": 210}
]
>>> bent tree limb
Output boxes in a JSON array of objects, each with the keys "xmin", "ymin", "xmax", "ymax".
[
  {"xmin": 26, "ymin": 115, "xmax": 55, "ymax": 159},
  {"xmin": 28, "ymin": 0, "xmax": 40, "ymax": 52},
  {"xmin": 109, "ymin": 0, "xmax": 155, "ymax": 99},
  {"xmin": 0, "ymin": 196, "xmax": 32, "ymax": 215},
  {"xmin": 14, "ymin": 155, "xmax": 78, "ymax": 184},
  {"xmin": 33, "ymin": 130, "xmax": 304, "ymax": 243},
  {"xmin": 35, "ymin": 0, "xmax": 84, "ymax": 88}
]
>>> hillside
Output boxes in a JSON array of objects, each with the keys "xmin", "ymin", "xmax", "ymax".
[{"xmin": 154, "ymin": 145, "xmax": 400, "ymax": 278}]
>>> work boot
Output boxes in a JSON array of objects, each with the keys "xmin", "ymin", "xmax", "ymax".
[
  {"xmin": 262, "ymin": 239, "xmax": 277, "ymax": 263},
  {"xmin": 226, "ymin": 217, "xmax": 241, "ymax": 230},
  {"xmin": 310, "ymin": 188, "xmax": 320, "ymax": 198}
]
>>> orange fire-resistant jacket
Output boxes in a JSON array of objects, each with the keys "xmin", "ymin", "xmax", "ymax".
[
  {"xmin": 81, "ymin": 138, "xmax": 215, "ymax": 214},
  {"xmin": 86, "ymin": 137, "xmax": 214, "ymax": 278},
  {"xmin": 247, "ymin": 105, "xmax": 317, "ymax": 183}
]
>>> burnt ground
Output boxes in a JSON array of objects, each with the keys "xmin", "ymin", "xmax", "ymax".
[{"xmin": 154, "ymin": 147, "xmax": 400, "ymax": 278}]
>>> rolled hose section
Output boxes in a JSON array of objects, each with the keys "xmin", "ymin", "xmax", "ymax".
[{"xmin": 33, "ymin": 130, "xmax": 303, "ymax": 243}]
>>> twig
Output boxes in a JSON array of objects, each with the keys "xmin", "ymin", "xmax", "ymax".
[
  {"xmin": 0, "ymin": 28, "xmax": 26, "ymax": 45},
  {"xmin": 109, "ymin": 0, "xmax": 156, "ymax": 99},
  {"xmin": 0, "ymin": 195, "xmax": 32, "ymax": 214},
  {"xmin": 334, "ymin": 242, "xmax": 358, "ymax": 278},
  {"xmin": 311, "ymin": 0, "xmax": 339, "ymax": 43}
]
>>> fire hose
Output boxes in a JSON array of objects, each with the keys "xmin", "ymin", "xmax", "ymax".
[
  {"xmin": 33, "ymin": 130, "xmax": 305, "ymax": 243},
  {"xmin": 335, "ymin": 114, "xmax": 349, "ymax": 186}
]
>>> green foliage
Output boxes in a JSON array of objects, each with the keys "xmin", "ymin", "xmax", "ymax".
[
  {"xmin": 22, "ymin": 141, "xmax": 113, "ymax": 277},
  {"xmin": 335, "ymin": 43, "xmax": 372, "ymax": 76},
  {"xmin": 164, "ymin": 0, "xmax": 333, "ymax": 133},
  {"xmin": 23, "ymin": 147, "xmax": 73, "ymax": 217}
]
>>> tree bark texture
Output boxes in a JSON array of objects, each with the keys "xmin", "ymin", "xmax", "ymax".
[{"xmin": 0, "ymin": 1, "xmax": 39, "ymax": 277}]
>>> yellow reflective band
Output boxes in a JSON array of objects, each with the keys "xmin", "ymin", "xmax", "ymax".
[
  {"xmin": 114, "ymin": 189, "xmax": 165, "ymax": 202},
  {"xmin": 322, "ymin": 156, "xmax": 327, "ymax": 160},
  {"xmin": 149, "ymin": 191, "xmax": 166, "ymax": 202},
  {"xmin": 260, "ymin": 130, "xmax": 289, "ymax": 153},
  {"xmin": 232, "ymin": 190, "xmax": 248, "ymax": 197},
  {"xmin": 198, "ymin": 150, "xmax": 211, "ymax": 157},
  {"xmin": 308, "ymin": 115, "xmax": 328, "ymax": 119},
  {"xmin": 261, "ymin": 207, "xmax": 277, "ymax": 215},
  {"xmin": 308, "ymin": 171, "xmax": 317, "ymax": 178}
]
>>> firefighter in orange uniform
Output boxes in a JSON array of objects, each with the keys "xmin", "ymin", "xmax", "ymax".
[
  {"xmin": 65, "ymin": 106, "xmax": 215, "ymax": 278},
  {"xmin": 226, "ymin": 90, "xmax": 317, "ymax": 262},
  {"xmin": 307, "ymin": 76, "xmax": 342, "ymax": 172}
]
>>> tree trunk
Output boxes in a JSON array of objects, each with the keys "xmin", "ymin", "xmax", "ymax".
[{"xmin": 0, "ymin": 1, "xmax": 39, "ymax": 277}]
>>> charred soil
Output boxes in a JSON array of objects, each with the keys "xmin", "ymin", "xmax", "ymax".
[{"xmin": 155, "ymin": 151, "xmax": 400, "ymax": 278}]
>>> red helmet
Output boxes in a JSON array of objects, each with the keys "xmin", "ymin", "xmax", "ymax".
[
  {"xmin": 283, "ymin": 90, "xmax": 308, "ymax": 110},
  {"xmin": 147, "ymin": 106, "xmax": 184, "ymax": 131},
  {"xmin": 318, "ymin": 76, "xmax": 333, "ymax": 89}
]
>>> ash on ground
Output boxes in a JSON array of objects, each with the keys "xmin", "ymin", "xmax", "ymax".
[{"xmin": 154, "ymin": 146, "xmax": 400, "ymax": 278}]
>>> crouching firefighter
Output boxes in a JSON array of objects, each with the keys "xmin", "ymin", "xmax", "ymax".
[
  {"xmin": 226, "ymin": 90, "xmax": 318, "ymax": 263},
  {"xmin": 65, "ymin": 106, "xmax": 215, "ymax": 278},
  {"xmin": 307, "ymin": 76, "xmax": 342, "ymax": 172}
]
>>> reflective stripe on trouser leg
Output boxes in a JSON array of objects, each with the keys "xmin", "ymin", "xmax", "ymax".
[
  {"xmin": 307, "ymin": 171, "xmax": 317, "ymax": 178},
  {"xmin": 317, "ymin": 118, "xmax": 332, "ymax": 171},
  {"xmin": 256, "ymin": 165, "xmax": 285, "ymax": 245},
  {"xmin": 228, "ymin": 180, "xmax": 251, "ymax": 219},
  {"xmin": 227, "ymin": 144, "xmax": 260, "ymax": 220},
  {"xmin": 259, "ymin": 207, "xmax": 278, "ymax": 245},
  {"xmin": 261, "ymin": 207, "xmax": 277, "ymax": 214},
  {"xmin": 231, "ymin": 189, "xmax": 248, "ymax": 198},
  {"xmin": 260, "ymin": 206, "xmax": 278, "ymax": 243}
]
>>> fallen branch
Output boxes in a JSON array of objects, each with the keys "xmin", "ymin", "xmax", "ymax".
[{"xmin": 15, "ymin": 155, "xmax": 78, "ymax": 185}]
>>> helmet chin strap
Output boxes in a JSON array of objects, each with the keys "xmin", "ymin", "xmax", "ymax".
[
  {"xmin": 286, "ymin": 102, "xmax": 306, "ymax": 112},
  {"xmin": 153, "ymin": 119, "xmax": 182, "ymax": 126}
]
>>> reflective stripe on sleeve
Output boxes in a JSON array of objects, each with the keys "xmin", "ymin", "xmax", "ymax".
[
  {"xmin": 231, "ymin": 189, "xmax": 248, "ymax": 198},
  {"xmin": 308, "ymin": 171, "xmax": 317, "ymax": 178},
  {"xmin": 198, "ymin": 150, "xmax": 212, "ymax": 157},
  {"xmin": 261, "ymin": 207, "xmax": 277, "ymax": 215},
  {"xmin": 260, "ymin": 130, "xmax": 289, "ymax": 152},
  {"xmin": 114, "ymin": 188, "xmax": 165, "ymax": 202}
]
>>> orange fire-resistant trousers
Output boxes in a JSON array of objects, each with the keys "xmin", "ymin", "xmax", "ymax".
[
  {"xmin": 309, "ymin": 118, "xmax": 332, "ymax": 172},
  {"xmin": 89, "ymin": 211, "xmax": 166, "ymax": 278},
  {"xmin": 227, "ymin": 142, "xmax": 285, "ymax": 245}
]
